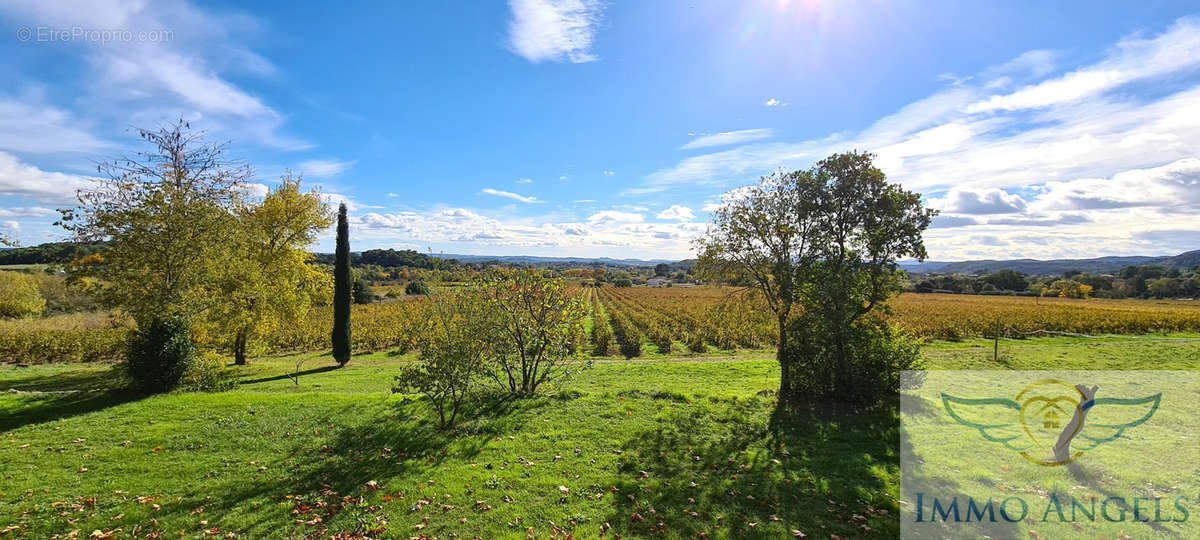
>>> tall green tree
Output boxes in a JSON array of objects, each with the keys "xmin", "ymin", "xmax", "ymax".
[
  {"xmin": 332, "ymin": 203, "xmax": 352, "ymax": 366},
  {"xmin": 697, "ymin": 151, "xmax": 934, "ymax": 405},
  {"xmin": 212, "ymin": 172, "xmax": 333, "ymax": 365},
  {"xmin": 60, "ymin": 120, "xmax": 249, "ymax": 326}
]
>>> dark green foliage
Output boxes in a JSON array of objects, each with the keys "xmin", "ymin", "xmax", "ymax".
[
  {"xmin": 0, "ymin": 241, "xmax": 108, "ymax": 265},
  {"xmin": 332, "ymin": 203, "xmax": 351, "ymax": 366},
  {"xmin": 352, "ymin": 274, "xmax": 373, "ymax": 304},
  {"xmin": 613, "ymin": 278, "xmax": 632, "ymax": 287},
  {"xmin": 405, "ymin": 280, "xmax": 430, "ymax": 295},
  {"xmin": 686, "ymin": 333, "xmax": 706, "ymax": 353},
  {"xmin": 698, "ymin": 151, "xmax": 934, "ymax": 406},
  {"xmin": 982, "ymin": 269, "xmax": 1028, "ymax": 291},
  {"xmin": 784, "ymin": 315, "xmax": 922, "ymax": 406},
  {"xmin": 126, "ymin": 316, "xmax": 196, "ymax": 393},
  {"xmin": 360, "ymin": 248, "xmax": 434, "ymax": 269}
]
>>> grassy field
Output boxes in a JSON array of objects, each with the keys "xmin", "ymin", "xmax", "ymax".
[{"xmin": 2, "ymin": 336, "xmax": 1198, "ymax": 538}]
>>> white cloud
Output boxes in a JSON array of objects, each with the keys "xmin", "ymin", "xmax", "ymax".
[
  {"xmin": 0, "ymin": 206, "xmax": 59, "ymax": 219},
  {"xmin": 507, "ymin": 0, "xmax": 603, "ymax": 64},
  {"xmin": 634, "ymin": 16, "xmax": 1200, "ymax": 258},
  {"xmin": 0, "ymin": 93, "xmax": 111, "ymax": 154},
  {"xmin": 681, "ymin": 129, "xmax": 775, "ymax": 150},
  {"xmin": 299, "ymin": 159, "xmax": 356, "ymax": 178},
  {"xmin": 656, "ymin": 205, "xmax": 695, "ymax": 221},
  {"xmin": 700, "ymin": 186, "xmax": 756, "ymax": 212},
  {"xmin": 573, "ymin": 199, "xmax": 596, "ymax": 203},
  {"xmin": 602, "ymin": 170, "xmax": 614, "ymax": 176},
  {"xmin": 765, "ymin": 98, "xmax": 783, "ymax": 107},
  {"xmin": 516, "ymin": 177, "xmax": 533, "ymax": 184},
  {"xmin": 965, "ymin": 17, "xmax": 1200, "ymax": 113},
  {"xmin": 482, "ymin": 188, "xmax": 542, "ymax": 204},
  {"xmin": 0, "ymin": 0, "xmax": 306, "ymax": 150},
  {"xmin": 387, "ymin": 192, "xmax": 399, "ymax": 197},
  {"xmin": 929, "ymin": 187, "xmax": 1028, "ymax": 214},
  {"xmin": 0, "ymin": 151, "xmax": 97, "ymax": 205},
  {"xmin": 351, "ymin": 206, "xmax": 706, "ymax": 259},
  {"xmin": 587, "ymin": 210, "xmax": 643, "ymax": 224},
  {"xmin": 1031, "ymin": 158, "xmax": 1200, "ymax": 212}
]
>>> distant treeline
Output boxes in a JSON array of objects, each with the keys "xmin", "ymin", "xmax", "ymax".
[
  {"xmin": 311, "ymin": 248, "xmax": 443, "ymax": 269},
  {"xmin": 0, "ymin": 242, "xmax": 107, "ymax": 265},
  {"xmin": 911, "ymin": 265, "xmax": 1200, "ymax": 299}
]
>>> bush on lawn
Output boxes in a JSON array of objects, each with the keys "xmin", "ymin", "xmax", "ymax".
[{"xmin": 126, "ymin": 316, "xmax": 197, "ymax": 392}]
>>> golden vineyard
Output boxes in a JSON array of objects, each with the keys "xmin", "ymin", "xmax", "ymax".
[{"xmin": 3, "ymin": 287, "xmax": 1199, "ymax": 364}]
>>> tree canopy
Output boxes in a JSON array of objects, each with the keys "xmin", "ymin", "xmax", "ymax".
[{"xmin": 696, "ymin": 151, "xmax": 935, "ymax": 404}]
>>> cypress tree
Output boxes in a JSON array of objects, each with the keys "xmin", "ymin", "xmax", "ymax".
[{"xmin": 332, "ymin": 203, "xmax": 351, "ymax": 366}]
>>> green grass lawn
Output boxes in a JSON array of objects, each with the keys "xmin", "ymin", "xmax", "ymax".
[{"xmin": 1, "ymin": 336, "xmax": 1197, "ymax": 539}]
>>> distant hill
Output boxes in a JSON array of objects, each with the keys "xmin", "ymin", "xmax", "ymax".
[
  {"xmin": 900, "ymin": 249, "xmax": 1199, "ymax": 276},
  {"xmin": 431, "ymin": 253, "xmax": 675, "ymax": 267}
]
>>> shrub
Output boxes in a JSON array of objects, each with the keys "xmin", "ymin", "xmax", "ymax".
[
  {"xmin": 613, "ymin": 278, "xmax": 633, "ymax": 288},
  {"xmin": 405, "ymin": 280, "xmax": 430, "ymax": 295},
  {"xmin": 352, "ymin": 275, "xmax": 374, "ymax": 304},
  {"xmin": 650, "ymin": 327, "xmax": 673, "ymax": 354},
  {"xmin": 0, "ymin": 271, "xmax": 46, "ymax": 318},
  {"xmin": 395, "ymin": 288, "xmax": 493, "ymax": 428},
  {"xmin": 591, "ymin": 322, "xmax": 612, "ymax": 355},
  {"xmin": 686, "ymin": 333, "xmax": 706, "ymax": 353},
  {"xmin": 478, "ymin": 268, "xmax": 585, "ymax": 394},
  {"xmin": 784, "ymin": 315, "xmax": 923, "ymax": 406},
  {"xmin": 182, "ymin": 350, "xmax": 235, "ymax": 391},
  {"xmin": 618, "ymin": 332, "xmax": 642, "ymax": 359},
  {"xmin": 126, "ymin": 316, "xmax": 197, "ymax": 392}
]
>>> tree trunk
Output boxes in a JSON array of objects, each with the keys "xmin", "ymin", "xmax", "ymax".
[
  {"xmin": 234, "ymin": 328, "xmax": 248, "ymax": 366},
  {"xmin": 776, "ymin": 313, "xmax": 791, "ymax": 404}
]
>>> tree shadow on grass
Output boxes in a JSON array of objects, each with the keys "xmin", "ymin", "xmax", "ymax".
[
  {"xmin": 0, "ymin": 388, "xmax": 144, "ymax": 432},
  {"xmin": 1, "ymin": 365, "xmax": 145, "ymax": 433},
  {"xmin": 236, "ymin": 365, "xmax": 341, "ymax": 386},
  {"xmin": 601, "ymin": 398, "xmax": 902, "ymax": 538},
  {"xmin": 215, "ymin": 391, "xmax": 552, "ymax": 537},
  {"xmin": 68, "ymin": 392, "xmax": 556, "ymax": 539},
  {"xmin": 1064, "ymin": 461, "xmax": 1179, "ymax": 536},
  {"xmin": 0, "ymin": 364, "xmax": 126, "ymax": 393},
  {"xmin": 896, "ymin": 392, "xmax": 1021, "ymax": 540}
]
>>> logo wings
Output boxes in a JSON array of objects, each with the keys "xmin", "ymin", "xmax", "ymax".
[{"xmin": 941, "ymin": 392, "xmax": 1160, "ymax": 454}]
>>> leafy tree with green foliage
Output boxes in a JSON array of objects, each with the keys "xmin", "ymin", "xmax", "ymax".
[
  {"xmin": 394, "ymin": 288, "xmax": 494, "ymax": 429},
  {"xmin": 982, "ymin": 269, "xmax": 1028, "ymax": 291},
  {"xmin": 1147, "ymin": 277, "xmax": 1181, "ymax": 298},
  {"xmin": 405, "ymin": 279, "xmax": 431, "ymax": 295},
  {"xmin": 332, "ymin": 203, "xmax": 352, "ymax": 366},
  {"xmin": 60, "ymin": 120, "xmax": 249, "ymax": 326},
  {"xmin": 126, "ymin": 316, "xmax": 197, "ymax": 393},
  {"xmin": 0, "ymin": 271, "xmax": 45, "ymax": 318},
  {"xmin": 697, "ymin": 151, "xmax": 934, "ymax": 406},
  {"xmin": 478, "ymin": 267, "xmax": 585, "ymax": 394},
  {"xmin": 352, "ymin": 274, "xmax": 374, "ymax": 304},
  {"xmin": 360, "ymin": 248, "xmax": 434, "ymax": 269},
  {"xmin": 654, "ymin": 263, "xmax": 670, "ymax": 276},
  {"xmin": 212, "ymin": 173, "xmax": 333, "ymax": 365}
]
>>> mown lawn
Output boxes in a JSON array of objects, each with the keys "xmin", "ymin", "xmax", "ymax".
[{"xmin": 1, "ymin": 336, "xmax": 1197, "ymax": 539}]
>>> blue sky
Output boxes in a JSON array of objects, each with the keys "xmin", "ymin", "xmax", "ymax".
[{"xmin": 1, "ymin": 1, "xmax": 1199, "ymax": 260}]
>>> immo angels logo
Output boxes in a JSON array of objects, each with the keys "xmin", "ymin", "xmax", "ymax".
[{"xmin": 942, "ymin": 379, "xmax": 1160, "ymax": 466}]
